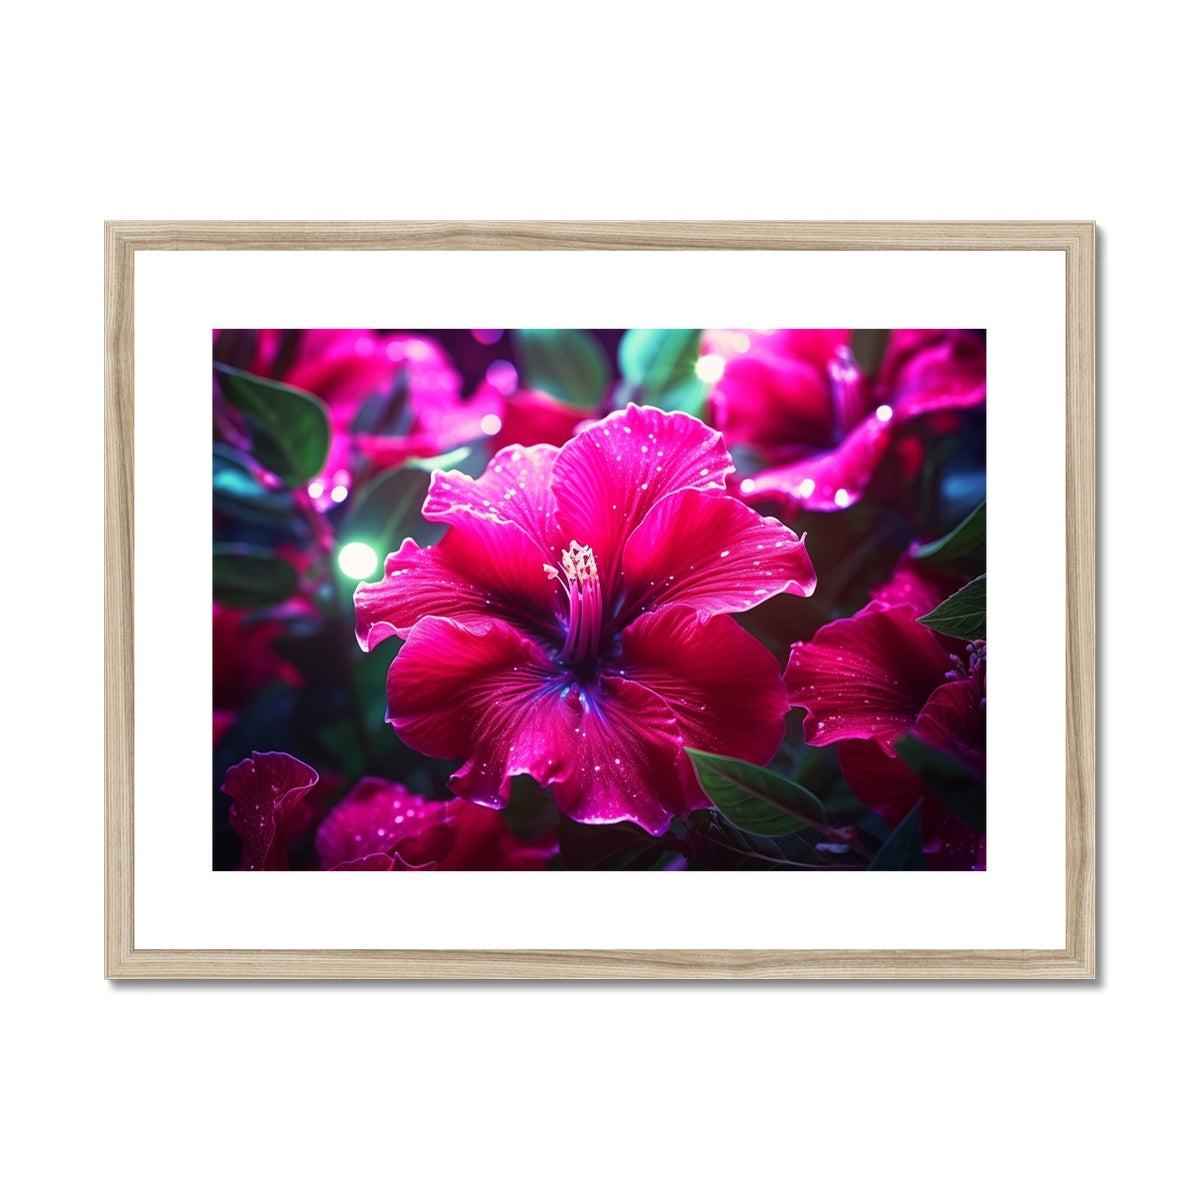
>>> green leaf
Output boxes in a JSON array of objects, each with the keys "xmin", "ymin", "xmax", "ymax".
[
  {"xmin": 685, "ymin": 748, "xmax": 828, "ymax": 835},
  {"xmin": 918, "ymin": 574, "xmax": 986, "ymax": 640},
  {"xmin": 213, "ymin": 544, "xmax": 299, "ymax": 608},
  {"xmin": 212, "ymin": 444, "xmax": 303, "ymax": 531},
  {"xmin": 684, "ymin": 811, "xmax": 827, "ymax": 869},
  {"xmin": 513, "ymin": 329, "xmax": 610, "ymax": 410},
  {"xmin": 342, "ymin": 464, "xmax": 444, "ymax": 559},
  {"xmin": 868, "ymin": 802, "xmax": 926, "ymax": 871},
  {"xmin": 617, "ymin": 329, "xmax": 709, "ymax": 416},
  {"xmin": 913, "ymin": 500, "xmax": 986, "ymax": 569},
  {"xmin": 894, "ymin": 736, "xmax": 986, "ymax": 832},
  {"xmin": 556, "ymin": 818, "xmax": 673, "ymax": 871},
  {"xmin": 215, "ymin": 362, "xmax": 331, "ymax": 487},
  {"xmin": 402, "ymin": 446, "xmax": 472, "ymax": 473}
]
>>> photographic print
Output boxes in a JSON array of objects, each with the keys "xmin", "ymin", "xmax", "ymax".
[{"xmin": 212, "ymin": 326, "xmax": 987, "ymax": 873}]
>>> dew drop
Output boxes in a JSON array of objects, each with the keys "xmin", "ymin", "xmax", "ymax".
[{"xmin": 719, "ymin": 550, "xmax": 730, "ymax": 558}]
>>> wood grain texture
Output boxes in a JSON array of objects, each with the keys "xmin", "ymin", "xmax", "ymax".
[{"xmin": 104, "ymin": 221, "xmax": 1096, "ymax": 980}]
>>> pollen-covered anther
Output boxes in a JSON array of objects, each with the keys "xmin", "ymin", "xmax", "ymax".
[
  {"xmin": 561, "ymin": 539, "xmax": 598, "ymax": 584},
  {"xmin": 559, "ymin": 541, "xmax": 602, "ymax": 665}
]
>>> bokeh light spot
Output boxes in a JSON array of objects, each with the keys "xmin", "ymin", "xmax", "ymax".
[
  {"xmin": 338, "ymin": 542, "xmax": 378, "ymax": 580},
  {"xmin": 480, "ymin": 413, "xmax": 503, "ymax": 436},
  {"xmin": 695, "ymin": 354, "xmax": 726, "ymax": 384}
]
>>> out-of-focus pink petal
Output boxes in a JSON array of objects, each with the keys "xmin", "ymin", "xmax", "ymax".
[
  {"xmin": 618, "ymin": 488, "xmax": 816, "ymax": 623},
  {"xmin": 706, "ymin": 330, "xmax": 838, "ymax": 452},
  {"xmin": 329, "ymin": 853, "xmax": 401, "ymax": 871},
  {"xmin": 883, "ymin": 330, "xmax": 986, "ymax": 421},
  {"xmin": 353, "ymin": 517, "xmax": 562, "ymax": 650},
  {"xmin": 867, "ymin": 561, "xmax": 955, "ymax": 614},
  {"xmin": 436, "ymin": 801, "xmax": 557, "ymax": 871},
  {"xmin": 620, "ymin": 608, "xmax": 788, "ymax": 766},
  {"xmin": 315, "ymin": 777, "xmax": 444, "ymax": 868},
  {"xmin": 786, "ymin": 605, "xmax": 952, "ymax": 748},
  {"xmin": 495, "ymin": 388, "xmax": 591, "ymax": 452},
  {"xmin": 422, "ymin": 443, "xmax": 563, "ymax": 555},
  {"xmin": 837, "ymin": 738, "xmax": 985, "ymax": 869},
  {"xmin": 551, "ymin": 404, "xmax": 732, "ymax": 598},
  {"xmin": 743, "ymin": 411, "xmax": 895, "ymax": 513},
  {"xmin": 221, "ymin": 751, "xmax": 319, "ymax": 871}
]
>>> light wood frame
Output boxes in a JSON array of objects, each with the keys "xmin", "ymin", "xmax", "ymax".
[{"xmin": 105, "ymin": 221, "xmax": 1095, "ymax": 979}]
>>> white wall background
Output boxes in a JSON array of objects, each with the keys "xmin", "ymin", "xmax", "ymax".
[{"xmin": 5, "ymin": 3, "xmax": 1190, "ymax": 1196}]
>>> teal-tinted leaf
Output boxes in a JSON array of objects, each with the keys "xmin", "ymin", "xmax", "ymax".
[
  {"xmin": 913, "ymin": 500, "xmax": 986, "ymax": 569},
  {"xmin": 685, "ymin": 810, "xmax": 827, "ymax": 869},
  {"xmin": 894, "ymin": 736, "xmax": 986, "ymax": 832},
  {"xmin": 618, "ymin": 329, "xmax": 710, "ymax": 417},
  {"xmin": 513, "ymin": 329, "xmax": 610, "ymax": 410},
  {"xmin": 213, "ymin": 544, "xmax": 299, "ymax": 608},
  {"xmin": 342, "ymin": 464, "xmax": 443, "ymax": 559},
  {"xmin": 867, "ymin": 801, "xmax": 926, "ymax": 871},
  {"xmin": 212, "ymin": 444, "xmax": 302, "ymax": 530},
  {"xmin": 557, "ymin": 818, "xmax": 673, "ymax": 871},
  {"xmin": 403, "ymin": 446, "xmax": 472, "ymax": 473},
  {"xmin": 686, "ymin": 748, "xmax": 828, "ymax": 834},
  {"xmin": 918, "ymin": 574, "xmax": 986, "ymax": 640},
  {"xmin": 215, "ymin": 362, "xmax": 331, "ymax": 487}
]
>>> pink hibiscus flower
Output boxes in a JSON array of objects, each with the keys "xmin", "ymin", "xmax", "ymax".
[
  {"xmin": 784, "ymin": 565, "xmax": 985, "ymax": 868},
  {"xmin": 703, "ymin": 329, "xmax": 985, "ymax": 512},
  {"xmin": 354, "ymin": 404, "xmax": 818, "ymax": 835},
  {"xmin": 315, "ymin": 777, "xmax": 555, "ymax": 871}
]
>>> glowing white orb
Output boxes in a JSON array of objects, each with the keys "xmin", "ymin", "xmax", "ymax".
[
  {"xmin": 875, "ymin": 404, "xmax": 894, "ymax": 422},
  {"xmin": 695, "ymin": 354, "xmax": 726, "ymax": 384},
  {"xmin": 480, "ymin": 413, "xmax": 503, "ymax": 436},
  {"xmin": 329, "ymin": 484, "xmax": 349, "ymax": 504},
  {"xmin": 338, "ymin": 542, "xmax": 378, "ymax": 580}
]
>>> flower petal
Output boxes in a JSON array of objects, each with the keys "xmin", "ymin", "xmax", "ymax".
[
  {"xmin": 743, "ymin": 411, "xmax": 895, "ymax": 512},
  {"xmin": 551, "ymin": 404, "xmax": 732, "ymax": 598},
  {"xmin": 915, "ymin": 678, "xmax": 987, "ymax": 777},
  {"xmin": 618, "ymin": 488, "xmax": 816, "ymax": 623},
  {"xmin": 838, "ymin": 738, "xmax": 986, "ymax": 869},
  {"xmin": 221, "ymin": 751, "xmax": 319, "ymax": 871},
  {"xmin": 422, "ymin": 442, "xmax": 562, "ymax": 555},
  {"xmin": 353, "ymin": 516, "xmax": 562, "ymax": 650},
  {"xmin": 314, "ymin": 777, "xmax": 446, "ymax": 868},
  {"xmin": 620, "ymin": 608, "xmax": 788, "ymax": 766},
  {"xmin": 786, "ymin": 605, "xmax": 953, "ymax": 748},
  {"xmin": 705, "ymin": 329, "xmax": 840, "ymax": 453},
  {"xmin": 384, "ymin": 615, "xmax": 702, "ymax": 835},
  {"xmin": 883, "ymin": 330, "xmax": 986, "ymax": 421}
]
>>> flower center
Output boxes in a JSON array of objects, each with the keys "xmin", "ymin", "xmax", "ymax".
[
  {"xmin": 545, "ymin": 540, "xmax": 603, "ymax": 666},
  {"xmin": 945, "ymin": 640, "xmax": 987, "ymax": 708}
]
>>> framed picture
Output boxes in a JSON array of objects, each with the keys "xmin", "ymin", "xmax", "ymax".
[{"xmin": 105, "ymin": 221, "xmax": 1095, "ymax": 979}]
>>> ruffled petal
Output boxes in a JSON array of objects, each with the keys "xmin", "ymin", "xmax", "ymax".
[
  {"xmin": 384, "ymin": 615, "xmax": 703, "ymax": 835},
  {"xmin": 221, "ymin": 751, "xmax": 319, "ymax": 872},
  {"xmin": 620, "ymin": 608, "xmax": 788, "ymax": 766},
  {"xmin": 422, "ymin": 442, "xmax": 562, "ymax": 556},
  {"xmin": 617, "ymin": 488, "xmax": 816, "ymax": 623},
  {"xmin": 353, "ymin": 516, "xmax": 562, "ymax": 650},
  {"xmin": 742, "ymin": 411, "xmax": 895, "ymax": 512},
  {"xmin": 551, "ymin": 404, "xmax": 732, "ymax": 599},
  {"xmin": 786, "ymin": 605, "xmax": 952, "ymax": 748}
]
